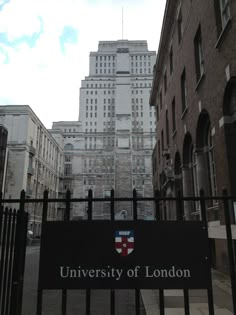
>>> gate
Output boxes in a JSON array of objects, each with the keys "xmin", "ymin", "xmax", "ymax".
[
  {"xmin": 0, "ymin": 191, "xmax": 28, "ymax": 315},
  {"xmin": 1, "ymin": 189, "xmax": 236, "ymax": 315},
  {"xmin": 35, "ymin": 188, "xmax": 236, "ymax": 315}
]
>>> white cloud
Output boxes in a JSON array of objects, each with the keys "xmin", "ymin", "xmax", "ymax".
[{"xmin": 0, "ymin": 0, "xmax": 166, "ymax": 128}]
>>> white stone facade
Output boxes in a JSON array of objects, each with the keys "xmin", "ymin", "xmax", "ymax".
[
  {"xmin": 53, "ymin": 40, "xmax": 156, "ymax": 220},
  {"xmin": 0, "ymin": 105, "xmax": 64, "ymax": 236}
]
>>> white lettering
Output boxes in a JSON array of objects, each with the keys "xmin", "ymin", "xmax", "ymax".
[
  {"xmin": 60, "ymin": 266, "xmax": 70, "ymax": 278},
  {"xmin": 145, "ymin": 266, "xmax": 191, "ymax": 278}
]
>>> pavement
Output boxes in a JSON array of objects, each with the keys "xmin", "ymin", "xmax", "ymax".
[{"xmin": 141, "ymin": 270, "xmax": 234, "ymax": 315}]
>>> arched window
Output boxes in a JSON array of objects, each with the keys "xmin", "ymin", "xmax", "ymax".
[
  {"xmin": 64, "ymin": 143, "xmax": 74, "ymax": 151},
  {"xmin": 196, "ymin": 110, "xmax": 218, "ymax": 209}
]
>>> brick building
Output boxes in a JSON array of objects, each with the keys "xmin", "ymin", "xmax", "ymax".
[
  {"xmin": 150, "ymin": 0, "xmax": 236, "ymax": 272},
  {"xmin": 0, "ymin": 124, "xmax": 8, "ymax": 195}
]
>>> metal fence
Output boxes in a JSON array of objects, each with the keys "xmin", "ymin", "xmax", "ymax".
[
  {"xmin": 1, "ymin": 188, "xmax": 236, "ymax": 315},
  {"xmin": 0, "ymin": 191, "xmax": 28, "ymax": 315}
]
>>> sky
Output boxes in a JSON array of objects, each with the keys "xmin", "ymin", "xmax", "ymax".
[{"xmin": 0, "ymin": 0, "xmax": 166, "ymax": 129}]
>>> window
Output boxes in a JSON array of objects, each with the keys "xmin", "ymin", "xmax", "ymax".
[
  {"xmin": 181, "ymin": 68, "xmax": 187, "ymax": 112},
  {"xmin": 158, "ymin": 140, "xmax": 161, "ymax": 163},
  {"xmin": 166, "ymin": 110, "xmax": 169, "ymax": 146},
  {"xmin": 177, "ymin": 9, "xmax": 183, "ymax": 43},
  {"xmin": 164, "ymin": 71, "xmax": 167, "ymax": 93},
  {"xmin": 194, "ymin": 26, "xmax": 204, "ymax": 82},
  {"xmin": 64, "ymin": 143, "xmax": 74, "ymax": 151},
  {"xmin": 169, "ymin": 46, "xmax": 173, "ymax": 74},
  {"xmin": 64, "ymin": 164, "xmax": 72, "ymax": 176},
  {"xmin": 172, "ymin": 98, "xmax": 176, "ymax": 133},
  {"xmin": 159, "ymin": 90, "xmax": 163, "ymax": 110},
  {"xmin": 214, "ymin": 0, "xmax": 230, "ymax": 35},
  {"xmin": 161, "ymin": 130, "xmax": 164, "ymax": 151}
]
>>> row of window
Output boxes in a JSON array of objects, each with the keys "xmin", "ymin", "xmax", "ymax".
[
  {"xmin": 158, "ymin": 0, "xmax": 231, "ymax": 114},
  {"xmin": 95, "ymin": 69, "xmax": 115, "ymax": 74},
  {"xmin": 63, "ymin": 128, "xmax": 77, "ymax": 133},
  {"xmin": 86, "ymin": 90, "xmax": 115, "ymax": 95},
  {"xmin": 131, "ymin": 62, "xmax": 151, "ymax": 67},
  {"xmin": 85, "ymin": 99, "xmax": 115, "ymax": 105},
  {"xmin": 86, "ymin": 83, "xmax": 115, "ymax": 88},
  {"xmin": 131, "ymin": 55, "xmax": 151, "ymax": 61},
  {"xmin": 96, "ymin": 62, "xmax": 115, "ymax": 68},
  {"xmin": 85, "ymin": 80, "xmax": 151, "ymax": 89},
  {"xmin": 96, "ymin": 55, "xmax": 115, "ymax": 61},
  {"xmin": 131, "ymin": 68, "xmax": 151, "ymax": 74}
]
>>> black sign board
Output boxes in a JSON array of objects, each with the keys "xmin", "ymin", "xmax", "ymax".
[{"xmin": 38, "ymin": 221, "xmax": 210, "ymax": 289}]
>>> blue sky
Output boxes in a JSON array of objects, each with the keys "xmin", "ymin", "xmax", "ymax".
[{"xmin": 0, "ymin": 0, "xmax": 165, "ymax": 128}]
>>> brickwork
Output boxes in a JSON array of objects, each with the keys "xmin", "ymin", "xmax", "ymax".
[{"xmin": 150, "ymin": 0, "xmax": 236, "ymax": 272}]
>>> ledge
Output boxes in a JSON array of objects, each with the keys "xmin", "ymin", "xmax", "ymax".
[
  {"xmin": 195, "ymin": 73, "xmax": 205, "ymax": 92},
  {"xmin": 215, "ymin": 18, "xmax": 232, "ymax": 49},
  {"xmin": 181, "ymin": 106, "xmax": 188, "ymax": 120}
]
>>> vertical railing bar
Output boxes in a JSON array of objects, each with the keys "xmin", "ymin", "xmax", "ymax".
[
  {"xmin": 0, "ymin": 192, "xmax": 3, "ymax": 248},
  {"xmin": 36, "ymin": 190, "xmax": 49, "ymax": 315},
  {"xmin": 222, "ymin": 189, "xmax": 236, "ymax": 314},
  {"xmin": 5, "ymin": 209, "xmax": 17, "ymax": 315},
  {"xmin": 62, "ymin": 190, "xmax": 71, "ymax": 315},
  {"xmin": 183, "ymin": 290, "xmax": 190, "ymax": 315},
  {"xmin": 86, "ymin": 189, "xmax": 93, "ymax": 315},
  {"xmin": 18, "ymin": 210, "xmax": 28, "ymax": 315},
  {"xmin": 9, "ymin": 190, "xmax": 26, "ymax": 315},
  {"xmin": 177, "ymin": 190, "xmax": 190, "ymax": 315},
  {"xmin": 155, "ymin": 190, "xmax": 164, "ymax": 315},
  {"xmin": 200, "ymin": 189, "xmax": 214, "ymax": 315},
  {"xmin": 18, "ymin": 191, "xmax": 28, "ymax": 315},
  {"xmin": 2, "ymin": 209, "xmax": 13, "ymax": 315},
  {"xmin": 110, "ymin": 189, "xmax": 115, "ymax": 315},
  {"xmin": 133, "ymin": 189, "xmax": 140, "ymax": 315},
  {"xmin": 0, "ymin": 207, "xmax": 8, "ymax": 314}
]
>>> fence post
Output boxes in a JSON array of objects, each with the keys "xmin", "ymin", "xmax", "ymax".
[
  {"xmin": 10, "ymin": 190, "xmax": 28, "ymax": 315},
  {"xmin": 176, "ymin": 190, "xmax": 190, "ymax": 315},
  {"xmin": 62, "ymin": 190, "xmax": 71, "ymax": 315},
  {"xmin": 132, "ymin": 189, "xmax": 140, "ymax": 315},
  {"xmin": 110, "ymin": 189, "xmax": 115, "ymax": 315},
  {"xmin": 36, "ymin": 190, "xmax": 49, "ymax": 315},
  {"xmin": 86, "ymin": 189, "xmax": 93, "ymax": 315},
  {"xmin": 1, "ymin": 208, "xmax": 13, "ymax": 315},
  {"xmin": 0, "ymin": 207, "xmax": 8, "ymax": 314},
  {"xmin": 154, "ymin": 190, "xmax": 165, "ymax": 315},
  {"xmin": 199, "ymin": 189, "xmax": 214, "ymax": 315},
  {"xmin": 222, "ymin": 189, "xmax": 236, "ymax": 314},
  {"xmin": 5, "ymin": 209, "xmax": 17, "ymax": 315},
  {"xmin": 0, "ymin": 191, "xmax": 3, "ymax": 237}
]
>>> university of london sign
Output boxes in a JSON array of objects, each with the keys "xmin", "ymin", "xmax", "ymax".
[{"xmin": 38, "ymin": 221, "xmax": 211, "ymax": 289}]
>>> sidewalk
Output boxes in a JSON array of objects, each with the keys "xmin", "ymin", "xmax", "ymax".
[{"xmin": 141, "ymin": 270, "xmax": 233, "ymax": 315}]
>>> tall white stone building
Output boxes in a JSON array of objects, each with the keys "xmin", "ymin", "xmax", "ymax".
[{"xmin": 53, "ymin": 40, "xmax": 156, "ymax": 219}]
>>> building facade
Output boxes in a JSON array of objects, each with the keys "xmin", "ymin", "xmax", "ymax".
[
  {"xmin": 150, "ymin": 0, "xmax": 236, "ymax": 272},
  {"xmin": 0, "ymin": 124, "xmax": 8, "ymax": 195},
  {"xmin": 0, "ymin": 105, "xmax": 64, "ymax": 236},
  {"xmin": 53, "ymin": 40, "xmax": 156, "ymax": 219}
]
